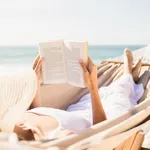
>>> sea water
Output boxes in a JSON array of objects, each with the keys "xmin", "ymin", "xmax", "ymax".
[{"xmin": 0, "ymin": 45, "xmax": 145, "ymax": 75}]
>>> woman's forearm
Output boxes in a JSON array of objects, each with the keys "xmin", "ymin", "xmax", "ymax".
[
  {"xmin": 89, "ymin": 84, "xmax": 107, "ymax": 125},
  {"xmin": 79, "ymin": 58, "xmax": 106, "ymax": 125},
  {"xmin": 30, "ymin": 81, "xmax": 42, "ymax": 108}
]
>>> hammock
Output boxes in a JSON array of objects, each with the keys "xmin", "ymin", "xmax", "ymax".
[{"xmin": 1, "ymin": 45, "xmax": 150, "ymax": 150}]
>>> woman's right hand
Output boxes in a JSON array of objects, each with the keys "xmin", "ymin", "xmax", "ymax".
[
  {"xmin": 31, "ymin": 55, "xmax": 44, "ymax": 108},
  {"xmin": 32, "ymin": 55, "xmax": 44, "ymax": 84}
]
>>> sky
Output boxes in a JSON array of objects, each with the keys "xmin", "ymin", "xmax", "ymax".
[{"xmin": 0, "ymin": 0, "xmax": 150, "ymax": 46}]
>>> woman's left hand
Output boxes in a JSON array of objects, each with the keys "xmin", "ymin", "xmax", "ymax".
[{"xmin": 80, "ymin": 57, "xmax": 98, "ymax": 90}]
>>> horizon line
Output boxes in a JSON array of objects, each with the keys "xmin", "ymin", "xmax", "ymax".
[{"xmin": 0, "ymin": 44, "xmax": 147, "ymax": 47}]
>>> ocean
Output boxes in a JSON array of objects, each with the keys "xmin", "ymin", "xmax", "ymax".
[{"xmin": 0, "ymin": 45, "xmax": 145, "ymax": 75}]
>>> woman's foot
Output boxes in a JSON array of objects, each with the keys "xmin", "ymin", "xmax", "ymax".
[
  {"xmin": 132, "ymin": 57, "xmax": 142, "ymax": 83},
  {"xmin": 123, "ymin": 48, "xmax": 133, "ymax": 74}
]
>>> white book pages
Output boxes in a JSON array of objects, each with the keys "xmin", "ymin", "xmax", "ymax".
[
  {"xmin": 39, "ymin": 40, "xmax": 67, "ymax": 84},
  {"xmin": 64, "ymin": 41, "xmax": 88, "ymax": 87}
]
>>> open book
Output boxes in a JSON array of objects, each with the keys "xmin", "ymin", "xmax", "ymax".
[{"xmin": 39, "ymin": 40, "xmax": 88, "ymax": 87}]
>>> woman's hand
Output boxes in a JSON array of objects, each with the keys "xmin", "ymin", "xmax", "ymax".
[
  {"xmin": 30, "ymin": 55, "xmax": 44, "ymax": 108},
  {"xmin": 80, "ymin": 57, "xmax": 106, "ymax": 124},
  {"xmin": 32, "ymin": 55, "xmax": 44, "ymax": 84},
  {"xmin": 80, "ymin": 57, "xmax": 98, "ymax": 91}
]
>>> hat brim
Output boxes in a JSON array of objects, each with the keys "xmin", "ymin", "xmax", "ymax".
[{"xmin": 0, "ymin": 70, "xmax": 37, "ymax": 132}]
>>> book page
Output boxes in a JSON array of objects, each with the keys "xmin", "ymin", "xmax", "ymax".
[
  {"xmin": 64, "ymin": 41, "xmax": 88, "ymax": 87},
  {"xmin": 39, "ymin": 40, "xmax": 67, "ymax": 84}
]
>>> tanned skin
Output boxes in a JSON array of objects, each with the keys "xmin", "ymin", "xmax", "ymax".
[
  {"xmin": 80, "ymin": 57, "xmax": 106, "ymax": 124},
  {"xmin": 15, "ymin": 48, "xmax": 140, "ymax": 140},
  {"xmin": 14, "ymin": 56, "xmax": 107, "ymax": 140},
  {"xmin": 33, "ymin": 55, "xmax": 107, "ymax": 125}
]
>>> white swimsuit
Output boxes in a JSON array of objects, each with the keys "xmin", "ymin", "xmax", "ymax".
[{"xmin": 28, "ymin": 73, "xmax": 144, "ymax": 138}]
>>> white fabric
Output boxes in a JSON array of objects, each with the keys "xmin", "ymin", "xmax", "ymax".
[
  {"xmin": 99, "ymin": 73, "xmax": 144, "ymax": 119},
  {"xmin": 28, "ymin": 73, "xmax": 144, "ymax": 138}
]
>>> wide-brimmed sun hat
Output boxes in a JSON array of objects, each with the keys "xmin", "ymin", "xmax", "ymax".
[{"xmin": 0, "ymin": 70, "xmax": 37, "ymax": 132}]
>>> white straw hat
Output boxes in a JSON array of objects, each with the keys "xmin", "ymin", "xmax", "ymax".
[{"xmin": 0, "ymin": 70, "xmax": 37, "ymax": 132}]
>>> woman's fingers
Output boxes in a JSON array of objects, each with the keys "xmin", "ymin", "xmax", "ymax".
[
  {"xmin": 88, "ymin": 57, "xmax": 94, "ymax": 65},
  {"xmin": 79, "ymin": 60, "xmax": 88, "ymax": 72},
  {"xmin": 32, "ymin": 55, "xmax": 40, "ymax": 70},
  {"xmin": 35, "ymin": 58, "xmax": 44, "ymax": 73},
  {"xmin": 88, "ymin": 57, "xmax": 95, "ymax": 72},
  {"xmin": 80, "ymin": 60, "xmax": 90, "ymax": 87}
]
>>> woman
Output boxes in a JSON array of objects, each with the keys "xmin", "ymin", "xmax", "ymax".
[{"xmin": 14, "ymin": 49, "xmax": 144, "ymax": 140}]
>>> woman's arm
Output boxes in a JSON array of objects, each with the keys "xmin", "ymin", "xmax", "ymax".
[
  {"xmin": 89, "ymin": 84, "xmax": 106, "ymax": 124},
  {"xmin": 31, "ymin": 55, "xmax": 43, "ymax": 108},
  {"xmin": 80, "ymin": 57, "xmax": 106, "ymax": 125}
]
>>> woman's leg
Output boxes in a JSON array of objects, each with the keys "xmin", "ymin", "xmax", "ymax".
[
  {"xmin": 110, "ymin": 49, "xmax": 134, "ymax": 87},
  {"xmin": 104, "ymin": 49, "xmax": 142, "ymax": 101},
  {"xmin": 123, "ymin": 48, "xmax": 133, "ymax": 74},
  {"xmin": 101, "ymin": 50, "xmax": 143, "ymax": 119},
  {"xmin": 114, "ymin": 48, "xmax": 141, "ymax": 84},
  {"xmin": 132, "ymin": 57, "xmax": 142, "ymax": 83}
]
